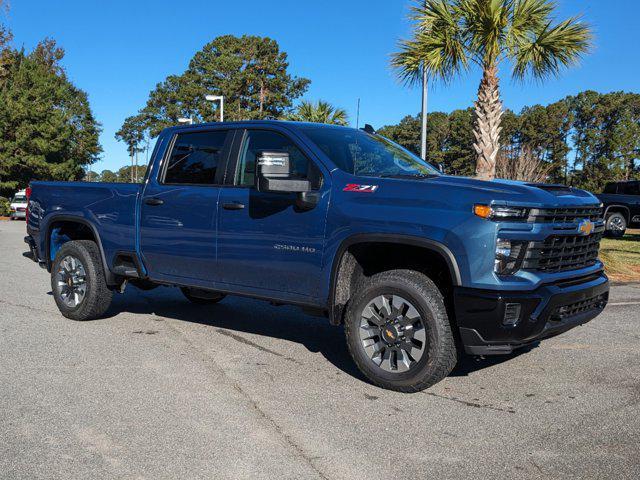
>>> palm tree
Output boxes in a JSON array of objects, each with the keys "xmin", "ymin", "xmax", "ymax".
[
  {"xmin": 392, "ymin": 0, "xmax": 591, "ymax": 180},
  {"xmin": 289, "ymin": 100, "xmax": 349, "ymax": 126}
]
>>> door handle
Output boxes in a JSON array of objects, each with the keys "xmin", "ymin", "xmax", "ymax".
[
  {"xmin": 222, "ymin": 202, "xmax": 245, "ymax": 210},
  {"xmin": 144, "ymin": 197, "xmax": 164, "ymax": 206}
]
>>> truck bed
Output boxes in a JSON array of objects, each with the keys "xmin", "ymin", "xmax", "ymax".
[{"xmin": 28, "ymin": 181, "xmax": 141, "ymax": 267}]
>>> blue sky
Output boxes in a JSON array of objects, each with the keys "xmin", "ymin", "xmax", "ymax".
[{"xmin": 4, "ymin": 0, "xmax": 640, "ymax": 172}]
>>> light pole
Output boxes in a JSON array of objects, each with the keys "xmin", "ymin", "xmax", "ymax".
[
  {"xmin": 420, "ymin": 67, "xmax": 428, "ymax": 161},
  {"xmin": 205, "ymin": 95, "xmax": 224, "ymax": 122}
]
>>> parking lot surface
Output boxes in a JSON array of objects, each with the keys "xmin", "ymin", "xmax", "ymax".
[{"xmin": 1, "ymin": 220, "xmax": 639, "ymax": 479}]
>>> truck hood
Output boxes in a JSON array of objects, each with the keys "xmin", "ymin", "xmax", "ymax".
[{"xmin": 417, "ymin": 175, "xmax": 599, "ymax": 207}]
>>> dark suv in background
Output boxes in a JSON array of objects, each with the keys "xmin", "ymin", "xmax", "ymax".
[{"xmin": 597, "ymin": 181, "xmax": 640, "ymax": 237}]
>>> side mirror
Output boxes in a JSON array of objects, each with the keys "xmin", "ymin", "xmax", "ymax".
[
  {"xmin": 436, "ymin": 163, "xmax": 445, "ymax": 174},
  {"xmin": 256, "ymin": 150, "xmax": 311, "ymax": 193}
]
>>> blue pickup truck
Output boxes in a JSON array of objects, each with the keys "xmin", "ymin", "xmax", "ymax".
[{"xmin": 24, "ymin": 121, "xmax": 609, "ymax": 391}]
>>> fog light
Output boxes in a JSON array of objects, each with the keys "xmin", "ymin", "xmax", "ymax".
[
  {"xmin": 503, "ymin": 303, "xmax": 522, "ymax": 326},
  {"xmin": 494, "ymin": 239, "xmax": 526, "ymax": 276}
]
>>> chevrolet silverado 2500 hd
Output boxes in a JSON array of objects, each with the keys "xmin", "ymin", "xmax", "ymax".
[{"xmin": 24, "ymin": 121, "xmax": 609, "ymax": 391}]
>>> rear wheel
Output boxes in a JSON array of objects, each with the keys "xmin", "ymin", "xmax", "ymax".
[
  {"xmin": 605, "ymin": 212, "xmax": 627, "ymax": 238},
  {"xmin": 180, "ymin": 287, "xmax": 226, "ymax": 305},
  {"xmin": 344, "ymin": 269, "xmax": 457, "ymax": 392},
  {"xmin": 51, "ymin": 240, "xmax": 113, "ymax": 320}
]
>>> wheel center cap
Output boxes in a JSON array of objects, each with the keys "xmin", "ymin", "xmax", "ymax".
[{"xmin": 382, "ymin": 325, "xmax": 399, "ymax": 344}]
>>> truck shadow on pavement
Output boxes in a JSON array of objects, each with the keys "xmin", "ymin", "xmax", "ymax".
[{"xmin": 100, "ymin": 285, "xmax": 537, "ymax": 384}]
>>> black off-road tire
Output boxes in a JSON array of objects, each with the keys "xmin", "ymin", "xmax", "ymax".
[
  {"xmin": 180, "ymin": 287, "xmax": 226, "ymax": 305},
  {"xmin": 344, "ymin": 269, "xmax": 457, "ymax": 392},
  {"xmin": 605, "ymin": 212, "xmax": 627, "ymax": 238},
  {"xmin": 51, "ymin": 240, "xmax": 113, "ymax": 321}
]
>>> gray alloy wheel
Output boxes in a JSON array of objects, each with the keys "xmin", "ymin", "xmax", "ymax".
[
  {"xmin": 606, "ymin": 212, "xmax": 627, "ymax": 238},
  {"xmin": 50, "ymin": 240, "xmax": 113, "ymax": 321},
  {"xmin": 359, "ymin": 294, "xmax": 427, "ymax": 373},
  {"xmin": 344, "ymin": 269, "xmax": 457, "ymax": 392},
  {"xmin": 55, "ymin": 255, "xmax": 87, "ymax": 308}
]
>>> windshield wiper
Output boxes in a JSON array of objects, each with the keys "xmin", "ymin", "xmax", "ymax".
[{"xmin": 378, "ymin": 173, "xmax": 438, "ymax": 180}]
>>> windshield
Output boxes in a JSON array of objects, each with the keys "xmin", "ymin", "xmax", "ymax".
[
  {"xmin": 299, "ymin": 126, "xmax": 440, "ymax": 178},
  {"xmin": 12, "ymin": 195, "xmax": 26, "ymax": 202}
]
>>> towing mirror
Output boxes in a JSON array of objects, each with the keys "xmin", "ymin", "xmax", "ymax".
[{"xmin": 256, "ymin": 150, "xmax": 311, "ymax": 193}]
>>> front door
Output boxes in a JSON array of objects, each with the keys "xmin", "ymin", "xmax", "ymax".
[
  {"xmin": 139, "ymin": 128, "xmax": 232, "ymax": 283},
  {"xmin": 216, "ymin": 128, "xmax": 330, "ymax": 298}
]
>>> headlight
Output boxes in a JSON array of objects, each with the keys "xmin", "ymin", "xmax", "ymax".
[
  {"xmin": 494, "ymin": 239, "xmax": 527, "ymax": 276},
  {"xmin": 474, "ymin": 205, "xmax": 529, "ymax": 221}
]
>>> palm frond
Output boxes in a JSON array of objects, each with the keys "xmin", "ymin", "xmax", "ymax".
[
  {"xmin": 507, "ymin": 0, "xmax": 554, "ymax": 49},
  {"xmin": 391, "ymin": 0, "xmax": 468, "ymax": 86},
  {"xmin": 459, "ymin": 0, "xmax": 511, "ymax": 65},
  {"xmin": 512, "ymin": 16, "xmax": 592, "ymax": 81},
  {"xmin": 290, "ymin": 100, "xmax": 348, "ymax": 126}
]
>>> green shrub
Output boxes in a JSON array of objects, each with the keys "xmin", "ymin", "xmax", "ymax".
[{"xmin": 0, "ymin": 197, "xmax": 11, "ymax": 217}]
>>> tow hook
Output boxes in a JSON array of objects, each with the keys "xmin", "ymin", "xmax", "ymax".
[{"xmin": 118, "ymin": 279, "xmax": 128, "ymax": 294}]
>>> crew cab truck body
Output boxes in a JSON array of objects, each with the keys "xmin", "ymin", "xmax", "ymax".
[
  {"xmin": 25, "ymin": 121, "xmax": 609, "ymax": 391},
  {"xmin": 597, "ymin": 180, "xmax": 640, "ymax": 237}
]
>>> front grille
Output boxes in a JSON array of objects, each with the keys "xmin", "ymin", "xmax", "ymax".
[
  {"xmin": 528, "ymin": 206, "xmax": 602, "ymax": 224},
  {"xmin": 551, "ymin": 293, "xmax": 608, "ymax": 321},
  {"xmin": 523, "ymin": 233, "xmax": 602, "ymax": 273},
  {"xmin": 17, "ymin": 207, "xmax": 26, "ymax": 212}
]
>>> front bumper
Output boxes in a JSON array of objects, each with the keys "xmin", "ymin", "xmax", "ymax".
[{"xmin": 454, "ymin": 272, "xmax": 609, "ymax": 355}]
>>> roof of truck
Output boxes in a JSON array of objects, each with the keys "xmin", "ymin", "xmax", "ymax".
[{"xmin": 167, "ymin": 120, "xmax": 356, "ymax": 133}]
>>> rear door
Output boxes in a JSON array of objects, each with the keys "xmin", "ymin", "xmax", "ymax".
[
  {"xmin": 216, "ymin": 127, "xmax": 331, "ymax": 298},
  {"xmin": 139, "ymin": 128, "xmax": 233, "ymax": 283},
  {"xmin": 623, "ymin": 182, "xmax": 640, "ymax": 222}
]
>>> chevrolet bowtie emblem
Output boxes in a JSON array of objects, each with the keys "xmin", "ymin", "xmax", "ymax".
[{"xmin": 578, "ymin": 219, "xmax": 594, "ymax": 236}]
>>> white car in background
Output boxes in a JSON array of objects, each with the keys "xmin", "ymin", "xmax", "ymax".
[{"xmin": 10, "ymin": 190, "xmax": 28, "ymax": 220}]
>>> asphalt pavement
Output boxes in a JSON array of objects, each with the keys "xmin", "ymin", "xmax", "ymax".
[{"xmin": 1, "ymin": 219, "xmax": 639, "ymax": 479}]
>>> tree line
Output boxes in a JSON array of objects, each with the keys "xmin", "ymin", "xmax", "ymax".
[
  {"xmin": 379, "ymin": 90, "xmax": 640, "ymax": 192},
  {"xmin": 114, "ymin": 35, "xmax": 347, "ymax": 160},
  {"xmin": 85, "ymin": 165, "xmax": 148, "ymax": 184},
  {"xmin": 1, "ymin": 0, "xmax": 638, "ymax": 195},
  {"xmin": 0, "ymin": 35, "xmax": 101, "ymax": 196}
]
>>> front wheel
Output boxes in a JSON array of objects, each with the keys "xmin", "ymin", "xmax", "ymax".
[
  {"xmin": 51, "ymin": 240, "xmax": 113, "ymax": 321},
  {"xmin": 605, "ymin": 212, "xmax": 627, "ymax": 238},
  {"xmin": 344, "ymin": 270, "xmax": 457, "ymax": 392}
]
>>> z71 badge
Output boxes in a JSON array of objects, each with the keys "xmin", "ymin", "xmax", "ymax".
[{"xmin": 343, "ymin": 184, "xmax": 379, "ymax": 193}]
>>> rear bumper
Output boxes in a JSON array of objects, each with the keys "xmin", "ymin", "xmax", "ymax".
[{"xmin": 454, "ymin": 272, "xmax": 609, "ymax": 355}]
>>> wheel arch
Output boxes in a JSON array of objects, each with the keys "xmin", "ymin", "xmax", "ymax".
[
  {"xmin": 604, "ymin": 205, "xmax": 630, "ymax": 222},
  {"xmin": 44, "ymin": 215, "xmax": 116, "ymax": 285},
  {"xmin": 327, "ymin": 234, "xmax": 462, "ymax": 325}
]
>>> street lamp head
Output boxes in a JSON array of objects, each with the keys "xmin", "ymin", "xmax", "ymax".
[
  {"xmin": 205, "ymin": 95, "xmax": 223, "ymax": 102},
  {"xmin": 177, "ymin": 117, "xmax": 192, "ymax": 124}
]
